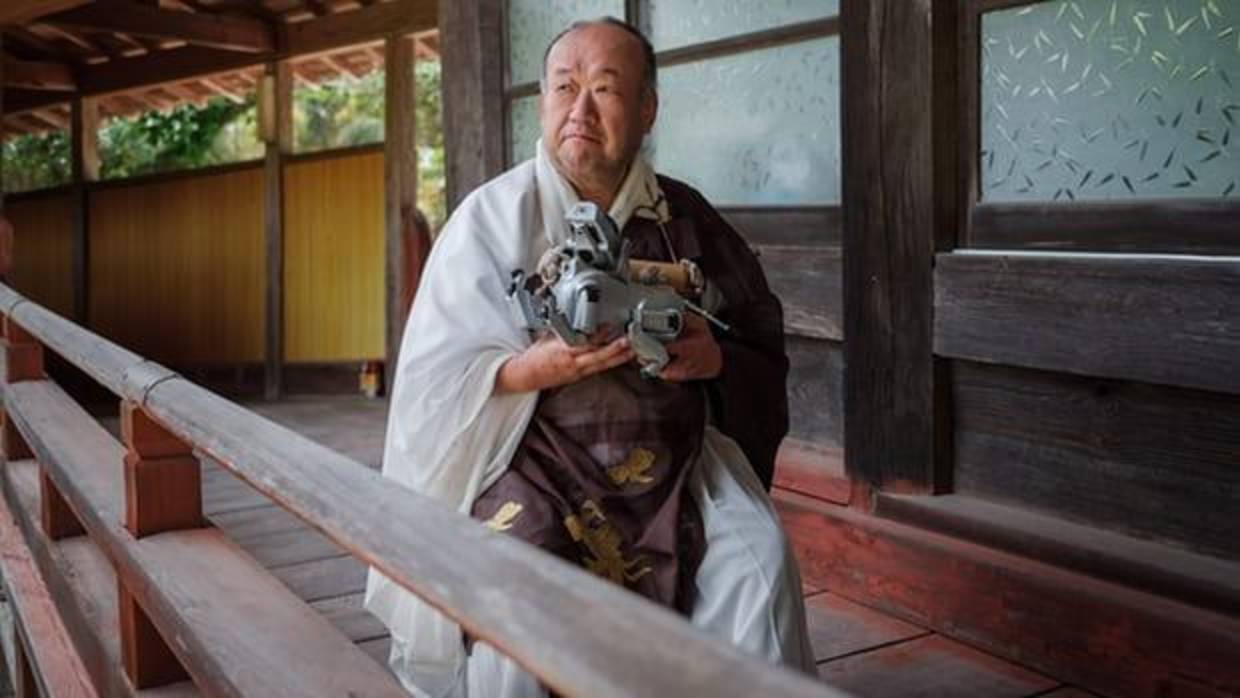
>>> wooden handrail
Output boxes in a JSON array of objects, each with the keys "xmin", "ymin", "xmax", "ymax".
[{"xmin": 0, "ymin": 284, "xmax": 842, "ymax": 698}]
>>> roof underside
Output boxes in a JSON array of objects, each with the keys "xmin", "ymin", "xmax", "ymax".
[{"xmin": 2, "ymin": 0, "xmax": 438, "ymax": 136}]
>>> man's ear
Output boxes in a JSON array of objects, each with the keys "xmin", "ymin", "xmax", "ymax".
[{"xmin": 641, "ymin": 90, "xmax": 658, "ymax": 134}]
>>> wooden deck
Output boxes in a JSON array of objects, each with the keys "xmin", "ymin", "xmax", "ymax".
[{"xmin": 197, "ymin": 395, "xmax": 1088, "ymax": 697}]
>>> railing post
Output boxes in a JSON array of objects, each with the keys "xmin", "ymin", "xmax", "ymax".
[
  {"xmin": 117, "ymin": 400, "xmax": 201, "ymax": 688},
  {"xmin": 2, "ymin": 313, "xmax": 85, "ymax": 540},
  {"xmin": 2, "ymin": 314, "xmax": 40, "ymax": 461}
]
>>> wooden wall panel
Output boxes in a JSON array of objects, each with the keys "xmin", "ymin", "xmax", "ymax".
[
  {"xmin": 6, "ymin": 194, "xmax": 74, "ymax": 318},
  {"xmin": 89, "ymin": 168, "xmax": 265, "ymax": 365},
  {"xmin": 283, "ymin": 152, "xmax": 384, "ymax": 362},
  {"xmin": 757, "ymin": 245, "xmax": 842, "ymax": 342},
  {"xmin": 953, "ymin": 360, "xmax": 1240, "ymax": 561},
  {"xmin": 936, "ymin": 252, "xmax": 1240, "ymax": 396},
  {"xmin": 786, "ymin": 336, "xmax": 845, "ymax": 449}
]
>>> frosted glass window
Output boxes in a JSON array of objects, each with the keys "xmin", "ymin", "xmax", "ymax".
[
  {"xmin": 650, "ymin": 37, "xmax": 840, "ymax": 205},
  {"xmin": 981, "ymin": 0, "xmax": 1240, "ymax": 202},
  {"xmin": 509, "ymin": 95, "xmax": 540, "ymax": 164},
  {"xmin": 507, "ymin": 0, "xmax": 625, "ymax": 86},
  {"xmin": 649, "ymin": 0, "xmax": 838, "ymax": 51}
]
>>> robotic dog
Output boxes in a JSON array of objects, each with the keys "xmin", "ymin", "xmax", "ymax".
[{"xmin": 507, "ymin": 202, "xmax": 727, "ymax": 378}]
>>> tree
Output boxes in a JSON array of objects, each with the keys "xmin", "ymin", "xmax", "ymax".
[{"xmin": 98, "ymin": 97, "xmax": 262, "ymax": 179}]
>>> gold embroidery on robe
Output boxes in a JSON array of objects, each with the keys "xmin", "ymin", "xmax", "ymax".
[
  {"xmin": 607, "ymin": 447, "xmax": 656, "ymax": 486},
  {"xmin": 484, "ymin": 501, "xmax": 523, "ymax": 532},
  {"xmin": 564, "ymin": 499, "xmax": 652, "ymax": 584}
]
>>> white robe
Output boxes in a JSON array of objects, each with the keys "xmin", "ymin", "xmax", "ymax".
[{"xmin": 365, "ymin": 143, "xmax": 814, "ymax": 697}]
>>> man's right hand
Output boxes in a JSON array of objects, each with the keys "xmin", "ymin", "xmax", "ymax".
[{"xmin": 494, "ymin": 333, "xmax": 634, "ymax": 394}]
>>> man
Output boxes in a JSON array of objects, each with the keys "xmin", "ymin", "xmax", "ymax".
[{"xmin": 365, "ymin": 17, "xmax": 813, "ymax": 697}]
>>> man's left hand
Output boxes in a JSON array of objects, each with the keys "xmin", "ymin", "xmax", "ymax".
[{"xmin": 659, "ymin": 313, "xmax": 722, "ymax": 382}]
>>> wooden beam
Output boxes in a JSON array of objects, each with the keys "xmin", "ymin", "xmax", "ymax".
[
  {"xmin": 43, "ymin": 1, "xmax": 274, "ymax": 54},
  {"xmin": 75, "ymin": 0, "xmax": 434, "ymax": 98},
  {"xmin": 262, "ymin": 60, "xmax": 292, "ymax": 400},
  {"xmin": 0, "ymin": 1, "xmax": 92, "ymax": 25},
  {"xmin": 840, "ymin": 0, "xmax": 957, "ymax": 495},
  {"xmin": 935, "ymin": 253, "xmax": 1240, "ymax": 397},
  {"xmin": 2, "ymin": 55, "xmax": 75, "ymax": 91},
  {"xmin": 282, "ymin": 0, "xmax": 437, "ymax": 56},
  {"xmin": 439, "ymin": 0, "xmax": 503, "ymax": 212}
]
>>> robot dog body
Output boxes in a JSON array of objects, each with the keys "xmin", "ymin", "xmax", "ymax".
[{"xmin": 507, "ymin": 202, "xmax": 692, "ymax": 378}]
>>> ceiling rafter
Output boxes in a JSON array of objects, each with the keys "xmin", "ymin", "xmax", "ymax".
[
  {"xmin": 3, "ymin": 54, "xmax": 77, "ymax": 91},
  {"xmin": 42, "ymin": 0, "xmax": 275, "ymax": 53}
]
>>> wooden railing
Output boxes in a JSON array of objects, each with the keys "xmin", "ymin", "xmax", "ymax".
[{"xmin": 0, "ymin": 283, "xmax": 842, "ymax": 698}]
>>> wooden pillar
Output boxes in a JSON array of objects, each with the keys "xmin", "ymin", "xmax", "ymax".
[
  {"xmin": 117, "ymin": 400, "xmax": 199, "ymax": 688},
  {"xmin": 262, "ymin": 61, "xmax": 292, "ymax": 400},
  {"xmin": 439, "ymin": 0, "xmax": 505, "ymax": 213},
  {"xmin": 384, "ymin": 34, "xmax": 423, "ymax": 396},
  {"xmin": 70, "ymin": 96, "xmax": 98, "ymax": 325},
  {"xmin": 840, "ymin": 0, "xmax": 958, "ymax": 498}
]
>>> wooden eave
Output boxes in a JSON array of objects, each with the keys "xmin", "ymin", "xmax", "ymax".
[{"xmin": 2, "ymin": 0, "xmax": 436, "ymax": 136}]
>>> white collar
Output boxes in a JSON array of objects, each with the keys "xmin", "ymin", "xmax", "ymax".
[{"xmin": 534, "ymin": 138, "xmax": 670, "ymax": 246}]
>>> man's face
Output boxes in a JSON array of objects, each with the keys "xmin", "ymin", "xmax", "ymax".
[{"xmin": 539, "ymin": 23, "xmax": 656, "ymax": 195}]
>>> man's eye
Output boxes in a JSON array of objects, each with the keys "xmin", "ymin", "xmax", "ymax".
[{"xmin": 555, "ymin": 83, "xmax": 574, "ymax": 93}]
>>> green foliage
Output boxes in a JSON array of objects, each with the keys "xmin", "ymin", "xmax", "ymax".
[
  {"xmin": 2, "ymin": 130, "xmax": 71, "ymax": 194},
  {"xmin": 295, "ymin": 70, "xmax": 386, "ymax": 152},
  {"xmin": 98, "ymin": 97, "xmax": 263, "ymax": 179},
  {"xmin": 291, "ymin": 60, "xmax": 445, "ymax": 227},
  {"xmin": 415, "ymin": 60, "xmax": 446, "ymax": 229}
]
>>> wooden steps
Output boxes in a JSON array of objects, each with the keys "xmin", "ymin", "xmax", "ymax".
[{"xmin": 876, "ymin": 491, "xmax": 1240, "ymax": 617}]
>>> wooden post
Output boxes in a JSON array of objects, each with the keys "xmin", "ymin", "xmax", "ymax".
[
  {"xmin": 840, "ymin": 0, "xmax": 958, "ymax": 498},
  {"xmin": 262, "ymin": 61, "xmax": 292, "ymax": 401},
  {"xmin": 118, "ymin": 586, "xmax": 186, "ymax": 689},
  {"xmin": 118, "ymin": 400, "xmax": 199, "ymax": 687},
  {"xmin": 40, "ymin": 470, "xmax": 84, "ymax": 539},
  {"xmin": 384, "ymin": 34, "xmax": 420, "ymax": 396},
  {"xmin": 2, "ymin": 315, "xmax": 41, "ymax": 462},
  {"xmin": 70, "ymin": 95, "xmax": 98, "ymax": 325},
  {"xmin": 119, "ymin": 401, "xmax": 202, "ymax": 538},
  {"xmin": 439, "ymin": 0, "xmax": 505, "ymax": 213}
]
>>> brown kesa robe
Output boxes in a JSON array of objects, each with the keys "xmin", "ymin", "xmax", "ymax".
[{"xmin": 472, "ymin": 175, "xmax": 789, "ymax": 615}]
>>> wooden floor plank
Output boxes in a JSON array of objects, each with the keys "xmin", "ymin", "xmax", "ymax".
[
  {"xmin": 817, "ymin": 634, "xmax": 1057, "ymax": 697},
  {"xmin": 271, "ymin": 554, "xmax": 367, "ymax": 603},
  {"xmin": 358, "ymin": 637, "xmax": 392, "ymax": 667},
  {"xmin": 237, "ymin": 525, "xmax": 343, "ymax": 570},
  {"xmin": 310, "ymin": 593, "xmax": 388, "ymax": 644},
  {"xmin": 207, "ymin": 504, "xmax": 306, "ymax": 543},
  {"xmin": 805, "ymin": 592, "xmax": 928, "ymax": 663}
]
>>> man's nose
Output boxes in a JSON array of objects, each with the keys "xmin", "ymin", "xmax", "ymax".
[{"xmin": 568, "ymin": 90, "xmax": 597, "ymax": 121}]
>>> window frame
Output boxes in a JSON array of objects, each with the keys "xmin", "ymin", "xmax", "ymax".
[{"xmin": 499, "ymin": 1, "xmax": 841, "ymax": 247}]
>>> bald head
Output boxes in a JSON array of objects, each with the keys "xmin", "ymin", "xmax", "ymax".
[{"xmin": 542, "ymin": 17, "xmax": 657, "ymax": 96}]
